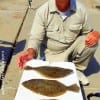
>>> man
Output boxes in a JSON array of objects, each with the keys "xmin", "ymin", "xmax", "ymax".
[{"xmin": 17, "ymin": 0, "xmax": 100, "ymax": 85}]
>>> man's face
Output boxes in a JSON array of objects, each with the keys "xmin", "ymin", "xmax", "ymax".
[{"xmin": 55, "ymin": 0, "xmax": 70, "ymax": 12}]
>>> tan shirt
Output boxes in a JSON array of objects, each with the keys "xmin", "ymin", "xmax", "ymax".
[{"xmin": 28, "ymin": 0, "xmax": 92, "ymax": 55}]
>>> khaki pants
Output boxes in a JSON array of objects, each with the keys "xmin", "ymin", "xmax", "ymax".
[{"xmin": 44, "ymin": 36, "xmax": 98, "ymax": 71}]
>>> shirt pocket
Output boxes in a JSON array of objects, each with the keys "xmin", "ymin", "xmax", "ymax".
[
  {"xmin": 69, "ymin": 24, "xmax": 82, "ymax": 34},
  {"xmin": 46, "ymin": 25, "xmax": 60, "ymax": 40},
  {"xmin": 47, "ymin": 25, "xmax": 60, "ymax": 32}
]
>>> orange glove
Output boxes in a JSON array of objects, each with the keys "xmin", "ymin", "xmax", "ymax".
[
  {"xmin": 85, "ymin": 31, "xmax": 100, "ymax": 47},
  {"xmin": 16, "ymin": 48, "xmax": 35, "ymax": 69}
]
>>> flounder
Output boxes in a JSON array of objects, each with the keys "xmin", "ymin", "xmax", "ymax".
[
  {"xmin": 24, "ymin": 66, "xmax": 73, "ymax": 78},
  {"xmin": 22, "ymin": 79, "xmax": 80, "ymax": 97}
]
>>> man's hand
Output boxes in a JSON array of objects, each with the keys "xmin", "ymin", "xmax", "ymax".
[
  {"xmin": 16, "ymin": 48, "xmax": 35, "ymax": 69},
  {"xmin": 85, "ymin": 31, "xmax": 100, "ymax": 47}
]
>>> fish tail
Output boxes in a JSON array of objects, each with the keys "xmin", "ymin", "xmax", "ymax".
[{"xmin": 67, "ymin": 84, "xmax": 80, "ymax": 92}]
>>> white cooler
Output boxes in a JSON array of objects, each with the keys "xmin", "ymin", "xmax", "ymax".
[{"xmin": 15, "ymin": 59, "xmax": 83, "ymax": 100}]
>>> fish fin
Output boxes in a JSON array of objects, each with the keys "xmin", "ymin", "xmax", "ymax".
[{"xmin": 67, "ymin": 84, "xmax": 80, "ymax": 92}]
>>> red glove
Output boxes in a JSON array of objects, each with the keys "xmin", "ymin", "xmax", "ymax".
[
  {"xmin": 85, "ymin": 31, "xmax": 100, "ymax": 47},
  {"xmin": 16, "ymin": 48, "xmax": 35, "ymax": 69}
]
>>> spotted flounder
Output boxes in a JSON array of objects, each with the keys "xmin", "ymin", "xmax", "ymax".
[
  {"xmin": 24, "ymin": 66, "xmax": 73, "ymax": 78},
  {"xmin": 22, "ymin": 79, "xmax": 80, "ymax": 97}
]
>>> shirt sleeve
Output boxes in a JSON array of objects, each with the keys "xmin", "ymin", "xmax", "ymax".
[
  {"xmin": 27, "ymin": 9, "xmax": 46, "ymax": 55},
  {"xmin": 81, "ymin": 9, "xmax": 93, "ymax": 34}
]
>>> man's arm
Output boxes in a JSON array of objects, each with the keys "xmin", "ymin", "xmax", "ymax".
[
  {"xmin": 81, "ymin": 8, "xmax": 100, "ymax": 47},
  {"xmin": 16, "ymin": 9, "xmax": 46, "ymax": 68},
  {"xmin": 81, "ymin": 9, "xmax": 92, "ymax": 34},
  {"xmin": 27, "ymin": 9, "xmax": 46, "ymax": 56}
]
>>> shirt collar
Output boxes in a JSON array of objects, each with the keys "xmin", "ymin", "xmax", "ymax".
[
  {"xmin": 49, "ymin": 0, "xmax": 76, "ymax": 13},
  {"xmin": 70, "ymin": 0, "xmax": 76, "ymax": 12},
  {"xmin": 49, "ymin": 0, "xmax": 57, "ymax": 12}
]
